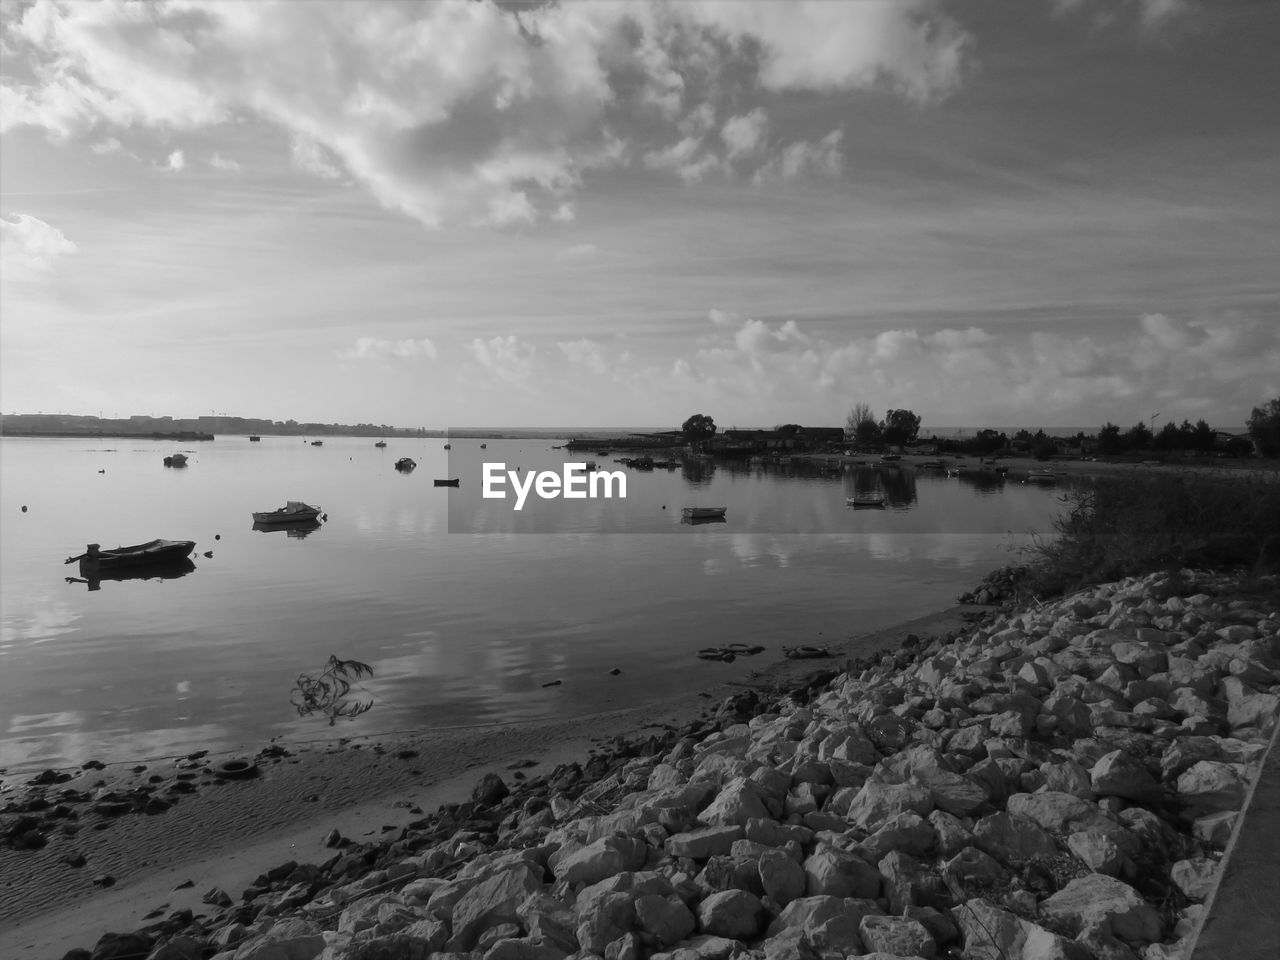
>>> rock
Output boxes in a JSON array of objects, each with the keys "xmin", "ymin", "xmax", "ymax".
[
  {"xmin": 802, "ymin": 847, "xmax": 881, "ymax": 899},
  {"xmin": 666, "ymin": 826, "xmax": 743, "ymax": 859},
  {"xmin": 553, "ymin": 835, "xmax": 646, "ymax": 885},
  {"xmin": 1091, "ymin": 750, "xmax": 1162, "ymax": 801},
  {"xmin": 450, "ymin": 863, "xmax": 545, "ymax": 951},
  {"xmin": 757, "ymin": 849, "xmax": 806, "ymax": 908},
  {"xmin": 699, "ymin": 778, "xmax": 775, "ymax": 826},
  {"xmin": 575, "ymin": 892, "xmax": 635, "ymax": 954},
  {"xmin": 473, "ymin": 773, "xmax": 510, "ymax": 806},
  {"xmin": 1039, "ymin": 874, "xmax": 1163, "ymax": 942},
  {"xmin": 696, "ymin": 889, "xmax": 763, "ymax": 939},
  {"xmin": 635, "ymin": 895, "xmax": 696, "ymax": 948},
  {"xmin": 860, "ymin": 811, "xmax": 937, "ymax": 861},
  {"xmin": 845, "ymin": 780, "xmax": 933, "ymax": 831},
  {"xmin": 1067, "ymin": 831, "xmax": 1128, "ymax": 877},
  {"xmin": 88, "ymin": 933, "xmax": 154, "ymax": 960},
  {"xmin": 972, "ymin": 811, "xmax": 1058, "ymax": 864},
  {"xmin": 1176, "ymin": 761, "xmax": 1247, "ymax": 813},
  {"xmin": 857, "ymin": 915, "xmax": 936, "ymax": 958},
  {"xmin": 1169, "ymin": 858, "xmax": 1218, "ymax": 901}
]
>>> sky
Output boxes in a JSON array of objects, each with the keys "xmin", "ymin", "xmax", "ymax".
[{"xmin": 1, "ymin": 0, "xmax": 1277, "ymax": 430}]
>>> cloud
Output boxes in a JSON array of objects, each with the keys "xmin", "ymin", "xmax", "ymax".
[
  {"xmin": 208, "ymin": 152, "xmax": 240, "ymax": 172},
  {"xmin": 556, "ymin": 243, "xmax": 598, "ymax": 261},
  {"xmin": 91, "ymin": 137, "xmax": 121, "ymax": 154},
  {"xmin": 669, "ymin": 310, "xmax": 1279, "ymax": 425},
  {"xmin": 721, "ymin": 109, "xmax": 768, "ymax": 160},
  {"xmin": 340, "ymin": 337, "xmax": 438, "ymax": 361},
  {"xmin": 0, "ymin": 0, "xmax": 970, "ymax": 227},
  {"xmin": 0, "ymin": 213, "xmax": 77, "ymax": 272},
  {"xmin": 1051, "ymin": 0, "xmax": 1197, "ymax": 34},
  {"xmin": 753, "ymin": 130, "xmax": 844, "ymax": 183},
  {"xmin": 558, "ymin": 338, "xmax": 609, "ymax": 376},
  {"xmin": 164, "ymin": 149, "xmax": 185, "ymax": 172},
  {"xmin": 469, "ymin": 335, "xmax": 536, "ymax": 385}
]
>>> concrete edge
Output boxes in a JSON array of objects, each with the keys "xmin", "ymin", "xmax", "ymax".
[{"xmin": 1187, "ymin": 714, "xmax": 1280, "ymax": 959}]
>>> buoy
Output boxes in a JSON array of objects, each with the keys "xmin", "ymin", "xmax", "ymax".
[
  {"xmin": 215, "ymin": 534, "xmax": 220, "ymax": 540},
  {"xmin": 21, "ymin": 505, "xmax": 28, "ymax": 513}
]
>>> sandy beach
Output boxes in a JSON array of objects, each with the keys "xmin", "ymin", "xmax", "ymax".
[{"xmin": 1, "ymin": 601, "xmax": 986, "ymax": 957}]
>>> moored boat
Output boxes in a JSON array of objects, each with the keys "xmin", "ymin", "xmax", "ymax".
[
  {"xmin": 395, "ymin": 457, "xmax": 417, "ymax": 471},
  {"xmin": 374, "ymin": 440, "xmax": 387, "ymax": 448},
  {"xmin": 847, "ymin": 495, "xmax": 887, "ymax": 508},
  {"xmin": 248, "ymin": 435, "xmax": 261, "ymax": 442},
  {"xmin": 1025, "ymin": 469, "xmax": 1057, "ymax": 484},
  {"xmin": 682, "ymin": 506, "xmax": 727, "ymax": 520},
  {"xmin": 434, "ymin": 478, "xmax": 460, "ymax": 487},
  {"xmin": 66, "ymin": 539, "xmax": 196, "ymax": 569},
  {"xmin": 253, "ymin": 501, "xmax": 322, "ymax": 524},
  {"xmin": 310, "ymin": 440, "xmax": 323, "ymax": 447},
  {"xmin": 162, "ymin": 453, "xmax": 188, "ymax": 467}
]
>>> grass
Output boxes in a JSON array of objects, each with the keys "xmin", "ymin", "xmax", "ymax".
[{"xmin": 1023, "ymin": 467, "xmax": 1280, "ymax": 598}]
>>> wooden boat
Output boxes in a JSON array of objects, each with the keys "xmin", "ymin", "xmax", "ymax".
[
  {"xmin": 682, "ymin": 506, "xmax": 727, "ymax": 520},
  {"xmin": 162, "ymin": 453, "xmax": 188, "ymax": 467},
  {"xmin": 434, "ymin": 478, "xmax": 460, "ymax": 487},
  {"xmin": 248, "ymin": 435, "xmax": 261, "ymax": 442},
  {"xmin": 374, "ymin": 440, "xmax": 387, "ymax": 448},
  {"xmin": 253, "ymin": 501, "xmax": 322, "ymax": 524},
  {"xmin": 395, "ymin": 457, "xmax": 416, "ymax": 471},
  {"xmin": 66, "ymin": 539, "xmax": 196, "ymax": 569},
  {"xmin": 847, "ymin": 495, "xmax": 887, "ymax": 508}
]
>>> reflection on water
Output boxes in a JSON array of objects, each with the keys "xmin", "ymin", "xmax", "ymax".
[
  {"xmin": 65, "ymin": 557, "xmax": 197, "ymax": 591},
  {"xmin": 252, "ymin": 519, "xmax": 323, "ymax": 539},
  {"xmin": 0, "ymin": 436, "xmax": 1067, "ymax": 770}
]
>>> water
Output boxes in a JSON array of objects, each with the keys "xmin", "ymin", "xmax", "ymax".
[{"xmin": 0, "ymin": 436, "xmax": 1067, "ymax": 772}]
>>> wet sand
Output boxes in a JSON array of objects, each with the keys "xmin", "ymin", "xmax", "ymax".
[{"xmin": 1, "ymin": 600, "xmax": 985, "ymax": 957}]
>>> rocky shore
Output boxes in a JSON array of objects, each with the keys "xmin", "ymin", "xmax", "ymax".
[{"xmin": 24, "ymin": 569, "xmax": 1280, "ymax": 960}]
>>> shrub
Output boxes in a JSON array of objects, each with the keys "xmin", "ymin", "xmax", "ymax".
[{"xmin": 1024, "ymin": 468, "xmax": 1280, "ymax": 597}]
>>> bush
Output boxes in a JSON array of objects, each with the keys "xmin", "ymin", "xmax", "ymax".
[{"xmin": 1024, "ymin": 468, "xmax": 1280, "ymax": 597}]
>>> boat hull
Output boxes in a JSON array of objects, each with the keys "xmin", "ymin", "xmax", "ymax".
[
  {"xmin": 434, "ymin": 478, "xmax": 460, "ymax": 487},
  {"xmin": 253, "ymin": 502, "xmax": 321, "ymax": 524},
  {"xmin": 81, "ymin": 539, "xmax": 196, "ymax": 569},
  {"xmin": 681, "ymin": 507, "xmax": 727, "ymax": 520}
]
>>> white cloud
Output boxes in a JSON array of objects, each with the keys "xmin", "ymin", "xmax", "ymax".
[
  {"xmin": 164, "ymin": 149, "xmax": 185, "ymax": 172},
  {"xmin": 469, "ymin": 335, "xmax": 536, "ymax": 385},
  {"xmin": 721, "ymin": 109, "xmax": 768, "ymax": 160},
  {"xmin": 558, "ymin": 338, "xmax": 609, "ymax": 376},
  {"xmin": 556, "ymin": 243, "xmax": 598, "ymax": 261},
  {"xmin": 753, "ymin": 130, "xmax": 844, "ymax": 183},
  {"xmin": 0, "ymin": 213, "xmax": 77, "ymax": 272},
  {"xmin": 91, "ymin": 137, "xmax": 121, "ymax": 154},
  {"xmin": 0, "ymin": 0, "xmax": 970, "ymax": 226},
  {"xmin": 340, "ymin": 337, "xmax": 438, "ymax": 361},
  {"xmin": 208, "ymin": 152, "xmax": 240, "ymax": 172}
]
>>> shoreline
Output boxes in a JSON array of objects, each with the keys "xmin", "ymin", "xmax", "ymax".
[{"xmin": 2, "ymin": 601, "xmax": 985, "ymax": 956}]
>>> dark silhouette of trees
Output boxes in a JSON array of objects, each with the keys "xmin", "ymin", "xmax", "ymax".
[
  {"xmin": 880, "ymin": 409, "xmax": 921, "ymax": 445},
  {"xmin": 681, "ymin": 414, "xmax": 717, "ymax": 444},
  {"xmin": 1248, "ymin": 397, "xmax": 1280, "ymax": 458}
]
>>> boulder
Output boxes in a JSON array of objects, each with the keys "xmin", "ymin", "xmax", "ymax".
[{"xmin": 1039, "ymin": 874, "xmax": 1162, "ymax": 942}]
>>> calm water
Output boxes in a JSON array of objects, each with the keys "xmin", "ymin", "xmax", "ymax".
[{"xmin": 0, "ymin": 436, "xmax": 1066, "ymax": 771}]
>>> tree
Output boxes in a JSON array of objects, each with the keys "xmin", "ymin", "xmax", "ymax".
[
  {"xmin": 880, "ymin": 409, "xmax": 921, "ymax": 446},
  {"xmin": 1123, "ymin": 421, "xmax": 1152, "ymax": 450},
  {"xmin": 1247, "ymin": 397, "xmax": 1280, "ymax": 458},
  {"xmin": 1098, "ymin": 422, "xmax": 1123, "ymax": 456},
  {"xmin": 681, "ymin": 413, "xmax": 717, "ymax": 445},
  {"xmin": 846, "ymin": 403, "xmax": 874, "ymax": 437},
  {"xmin": 1192, "ymin": 419, "xmax": 1216, "ymax": 453}
]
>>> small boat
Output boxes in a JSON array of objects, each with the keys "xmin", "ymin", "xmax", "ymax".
[
  {"xmin": 847, "ymin": 496, "xmax": 887, "ymax": 508},
  {"xmin": 375, "ymin": 440, "xmax": 387, "ymax": 448},
  {"xmin": 253, "ymin": 501, "xmax": 322, "ymax": 524},
  {"xmin": 434, "ymin": 478, "xmax": 460, "ymax": 487},
  {"xmin": 310, "ymin": 440, "xmax": 323, "ymax": 447},
  {"xmin": 395, "ymin": 457, "xmax": 416, "ymax": 471},
  {"xmin": 443, "ymin": 443, "xmax": 452, "ymax": 450},
  {"xmin": 584, "ymin": 461, "xmax": 598, "ymax": 471},
  {"xmin": 595, "ymin": 450, "xmax": 610, "ymax": 457},
  {"xmin": 66, "ymin": 539, "xmax": 196, "ymax": 569},
  {"xmin": 682, "ymin": 506, "xmax": 727, "ymax": 521},
  {"xmin": 880, "ymin": 453, "xmax": 902, "ymax": 462},
  {"xmin": 1025, "ymin": 470, "xmax": 1057, "ymax": 484},
  {"xmin": 248, "ymin": 435, "xmax": 261, "ymax": 442},
  {"xmin": 163, "ymin": 453, "xmax": 188, "ymax": 467},
  {"xmin": 480, "ymin": 443, "xmax": 487, "ymax": 449}
]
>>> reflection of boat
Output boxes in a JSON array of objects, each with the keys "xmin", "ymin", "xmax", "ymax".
[
  {"xmin": 434, "ymin": 478, "xmax": 460, "ymax": 487},
  {"xmin": 375, "ymin": 440, "xmax": 387, "ymax": 448},
  {"xmin": 253, "ymin": 501, "xmax": 322, "ymax": 524},
  {"xmin": 682, "ymin": 506, "xmax": 727, "ymax": 520},
  {"xmin": 395, "ymin": 458, "xmax": 416, "ymax": 471},
  {"xmin": 67, "ymin": 556, "xmax": 196, "ymax": 591},
  {"xmin": 248, "ymin": 435, "xmax": 261, "ymax": 442},
  {"xmin": 163, "ymin": 453, "xmax": 188, "ymax": 467},
  {"xmin": 66, "ymin": 539, "xmax": 196, "ymax": 569},
  {"xmin": 847, "ymin": 496, "xmax": 887, "ymax": 508},
  {"xmin": 252, "ymin": 519, "xmax": 322, "ymax": 539}
]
